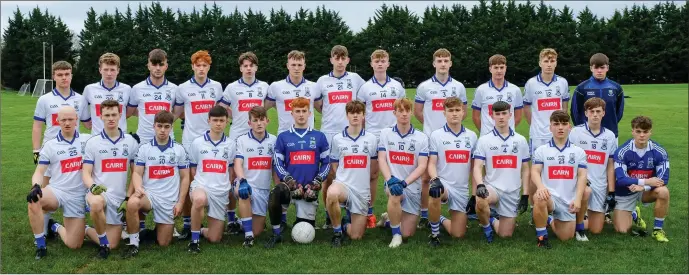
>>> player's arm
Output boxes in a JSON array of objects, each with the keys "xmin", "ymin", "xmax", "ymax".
[
  {"xmin": 570, "ymin": 87, "xmax": 584, "ymax": 126},
  {"xmin": 31, "ymin": 163, "xmax": 50, "ymax": 187},
  {"xmin": 316, "ymin": 137, "xmax": 331, "ymax": 180},
  {"xmin": 513, "ymin": 88, "xmax": 524, "ymax": 126},
  {"xmin": 218, "ymin": 87, "xmax": 233, "ymax": 119},
  {"xmin": 471, "ymin": 88, "xmax": 482, "ymax": 131},
  {"xmin": 413, "ymin": 85, "xmax": 425, "ymax": 124},
  {"xmin": 613, "ymin": 155, "xmax": 641, "ymax": 188},
  {"xmin": 82, "ymin": 141, "xmax": 96, "ymax": 189},
  {"xmin": 560, "ymin": 80, "xmax": 570, "ymax": 112},
  {"xmin": 177, "ymin": 166, "xmax": 190, "ymax": 215},
  {"xmin": 574, "ymin": 164, "xmax": 587, "ymax": 204},
  {"xmin": 606, "ymin": 159, "xmax": 615, "ymax": 193},
  {"xmin": 233, "ymin": 158, "xmax": 245, "ymax": 179},
  {"xmin": 314, "ymin": 100, "xmax": 323, "ymax": 113},
  {"xmin": 329, "ymin": 138, "xmax": 340, "ymax": 176},
  {"xmin": 78, "ymin": 92, "xmax": 92, "ymax": 130},
  {"xmin": 427, "ymin": 155, "xmax": 439, "ymax": 179},
  {"xmin": 460, "ymin": 85, "xmax": 469, "ymax": 121},
  {"xmin": 472, "ymin": 158, "xmax": 485, "ymax": 186},
  {"xmin": 130, "ymin": 165, "xmax": 145, "ymax": 197},
  {"xmin": 413, "ymin": 103, "xmax": 424, "ymax": 124},
  {"xmin": 172, "ymin": 87, "xmax": 185, "ymax": 120},
  {"xmin": 377, "ymin": 150, "xmax": 392, "ymax": 181},
  {"xmin": 32, "ymin": 121, "xmax": 44, "ymax": 152},
  {"xmin": 405, "ymin": 155, "xmax": 428, "ymax": 185},
  {"xmin": 615, "ymin": 85, "xmax": 625, "ymax": 122},
  {"xmin": 523, "ymin": 82, "xmax": 533, "ymax": 125},
  {"xmin": 272, "ymin": 136, "xmax": 292, "ymax": 181},
  {"xmin": 264, "ymin": 83, "xmax": 277, "ymax": 110},
  {"xmin": 521, "ymin": 160, "xmax": 530, "ymax": 193}
]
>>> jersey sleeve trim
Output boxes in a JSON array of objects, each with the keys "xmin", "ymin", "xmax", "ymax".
[
  {"xmin": 429, "ymin": 151, "xmax": 438, "ymax": 155},
  {"xmin": 522, "ymin": 157, "xmax": 531, "ymax": 162},
  {"xmin": 523, "ymin": 100, "xmax": 532, "ymax": 105},
  {"xmin": 533, "ymin": 160, "xmax": 543, "ymax": 164},
  {"xmin": 514, "ymin": 105, "xmax": 524, "ymax": 110},
  {"xmin": 38, "ymin": 160, "xmax": 50, "ymax": 165},
  {"xmin": 265, "ymin": 96, "xmax": 276, "ymax": 101},
  {"xmin": 136, "ymin": 162, "xmax": 146, "ymax": 166},
  {"xmin": 33, "ymin": 116, "xmax": 46, "ymax": 122},
  {"xmin": 127, "ymin": 103, "xmax": 138, "ymax": 107},
  {"xmin": 84, "ymin": 160, "xmax": 94, "ymax": 164},
  {"xmin": 377, "ymin": 147, "xmax": 386, "ymax": 152},
  {"xmin": 218, "ymin": 98, "xmax": 231, "ymax": 105},
  {"xmin": 473, "ymin": 155, "xmax": 485, "ymax": 160},
  {"xmin": 330, "ymin": 157, "xmax": 339, "ymax": 162},
  {"xmin": 414, "ymin": 99, "xmax": 425, "ymax": 104},
  {"xmin": 419, "ymin": 152, "xmax": 428, "ymax": 157},
  {"xmin": 471, "ymin": 105, "xmax": 481, "ymax": 110}
]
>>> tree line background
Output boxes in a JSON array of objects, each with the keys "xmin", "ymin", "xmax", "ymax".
[{"xmin": 1, "ymin": 0, "xmax": 687, "ymax": 92}]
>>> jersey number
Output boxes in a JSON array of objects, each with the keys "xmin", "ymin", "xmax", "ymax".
[
  {"xmin": 381, "ymin": 93, "xmax": 387, "ymax": 98},
  {"xmin": 592, "ymin": 143, "xmax": 597, "ymax": 149},
  {"xmin": 248, "ymin": 92, "xmax": 252, "ymax": 98},
  {"xmin": 456, "ymin": 143, "xmax": 461, "ymax": 149},
  {"xmin": 399, "ymin": 144, "xmax": 404, "ymax": 150},
  {"xmin": 154, "ymin": 95, "xmax": 162, "ymax": 100},
  {"xmin": 69, "ymin": 149, "xmax": 77, "ymax": 156},
  {"xmin": 258, "ymin": 149, "xmax": 263, "ymax": 155},
  {"xmin": 295, "ymin": 92, "xmax": 300, "ymax": 97},
  {"xmin": 503, "ymin": 147, "xmax": 507, "ymax": 153}
]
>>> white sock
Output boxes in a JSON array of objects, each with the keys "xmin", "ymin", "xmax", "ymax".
[{"xmin": 129, "ymin": 233, "xmax": 140, "ymax": 247}]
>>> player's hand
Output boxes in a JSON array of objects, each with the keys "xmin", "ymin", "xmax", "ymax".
[
  {"xmin": 466, "ymin": 195, "xmax": 477, "ymax": 214},
  {"xmin": 173, "ymin": 201, "xmax": 183, "ymax": 217},
  {"xmin": 569, "ymin": 200, "xmax": 581, "ymax": 213},
  {"xmin": 605, "ymin": 191, "xmax": 616, "ymax": 211},
  {"xmin": 90, "ymin": 184, "xmax": 107, "ymax": 195},
  {"xmin": 133, "ymin": 186, "xmax": 146, "ymax": 198},
  {"xmin": 517, "ymin": 195, "xmax": 529, "ymax": 214},
  {"xmin": 646, "ymin": 177, "xmax": 664, "ymax": 187},
  {"xmin": 238, "ymin": 178, "xmax": 252, "ymax": 200},
  {"xmin": 628, "ymin": 185, "xmax": 644, "ymax": 192},
  {"xmin": 389, "ymin": 182, "xmax": 404, "ymax": 196},
  {"xmin": 311, "ymin": 176, "xmax": 324, "ymax": 191},
  {"xmin": 476, "ymin": 184, "xmax": 489, "ymax": 199},
  {"xmin": 429, "ymin": 177, "xmax": 444, "ymax": 198},
  {"xmin": 291, "ymin": 184, "xmax": 304, "ymax": 199},
  {"xmin": 117, "ymin": 197, "xmax": 129, "ymax": 213},
  {"xmin": 385, "ymin": 176, "xmax": 402, "ymax": 187},
  {"xmin": 535, "ymin": 187, "xmax": 550, "ymax": 201},
  {"xmin": 129, "ymin": 132, "xmax": 141, "ymax": 144},
  {"xmin": 26, "ymin": 184, "xmax": 42, "ymax": 203},
  {"xmin": 283, "ymin": 175, "xmax": 297, "ymax": 190},
  {"xmin": 304, "ymin": 186, "xmax": 319, "ymax": 202},
  {"xmin": 180, "ymin": 118, "xmax": 185, "ymax": 130},
  {"xmin": 33, "ymin": 150, "xmax": 40, "ymax": 165}
]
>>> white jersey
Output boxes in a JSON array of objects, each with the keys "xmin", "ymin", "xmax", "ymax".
[
  {"xmin": 378, "ymin": 125, "xmax": 429, "ymax": 193},
  {"xmin": 470, "ymin": 80, "xmax": 524, "ymax": 136},
  {"xmin": 266, "ymin": 76, "xmax": 321, "ymax": 135},
  {"xmin": 235, "ymin": 130, "xmax": 277, "ymax": 190},
  {"xmin": 523, "ymin": 74, "xmax": 570, "ymax": 139},
  {"xmin": 33, "ymin": 89, "xmax": 85, "ymax": 141},
  {"xmin": 80, "ymin": 80, "xmax": 132, "ymax": 134},
  {"xmin": 174, "ymin": 78, "xmax": 223, "ymax": 146},
  {"xmin": 134, "ymin": 139, "xmax": 188, "ymax": 202},
  {"xmin": 533, "ymin": 140, "xmax": 587, "ymax": 204},
  {"xmin": 128, "ymin": 77, "xmax": 178, "ymax": 142},
  {"xmin": 356, "ymin": 76, "xmax": 406, "ymax": 135},
  {"xmin": 330, "ymin": 127, "xmax": 378, "ymax": 194},
  {"xmin": 219, "ymin": 78, "xmax": 269, "ymax": 140},
  {"xmin": 415, "ymin": 76, "xmax": 468, "ymax": 136},
  {"xmin": 316, "ymin": 72, "xmax": 365, "ymax": 134},
  {"xmin": 38, "ymin": 131, "xmax": 92, "ymax": 194},
  {"xmin": 429, "ymin": 125, "xmax": 477, "ymax": 190},
  {"xmin": 188, "ymin": 131, "xmax": 235, "ymax": 194},
  {"xmin": 569, "ymin": 124, "xmax": 617, "ymax": 189},
  {"xmin": 83, "ymin": 129, "xmax": 139, "ymax": 201},
  {"xmin": 472, "ymin": 128, "xmax": 530, "ymax": 192}
]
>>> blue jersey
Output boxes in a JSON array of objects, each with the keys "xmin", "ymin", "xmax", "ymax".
[
  {"xmin": 274, "ymin": 126, "xmax": 330, "ymax": 185},
  {"xmin": 613, "ymin": 139, "xmax": 669, "ymax": 197},
  {"xmin": 570, "ymin": 77, "xmax": 625, "ymax": 137}
]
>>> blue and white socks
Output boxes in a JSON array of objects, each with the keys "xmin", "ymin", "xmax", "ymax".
[
  {"xmin": 241, "ymin": 217, "xmax": 253, "ymax": 237},
  {"xmin": 191, "ymin": 231, "xmax": 200, "ymax": 243},
  {"xmin": 654, "ymin": 217, "xmax": 664, "ymax": 230},
  {"xmin": 183, "ymin": 216, "xmax": 191, "ymax": 231},
  {"xmin": 420, "ymin": 208, "xmax": 429, "ymax": 219},
  {"xmin": 98, "ymin": 232, "xmax": 109, "ymax": 247},
  {"xmin": 390, "ymin": 224, "xmax": 401, "ymax": 236},
  {"xmin": 35, "ymin": 233, "xmax": 46, "ymax": 249},
  {"xmin": 227, "ymin": 210, "xmax": 236, "ymax": 225}
]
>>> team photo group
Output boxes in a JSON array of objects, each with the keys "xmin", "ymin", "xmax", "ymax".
[{"xmin": 27, "ymin": 44, "xmax": 672, "ymax": 260}]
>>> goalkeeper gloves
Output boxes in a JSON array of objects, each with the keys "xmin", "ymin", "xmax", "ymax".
[
  {"xmin": 89, "ymin": 184, "xmax": 107, "ymax": 195},
  {"xmin": 117, "ymin": 197, "xmax": 129, "ymax": 213},
  {"xmin": 26, "ymin": 184, "xmax": 42, "ymax": 203},
  {"xmin": 605, "ymin": 192, "xmax": 616, "ymax": 212},
  {"xmin": 517, "ymin": 195, "xmax": 529, "ymax": 214},
  {"xmin": 476, "ymin": 184, "xmax": 489, "ymax": 199},
  {"xmin": 33, "ymin": 150, "xmax": 40, "ymax": 165},
  {"xmin": 311, "ymin": 176, "xmax": 324, "ymax": 191},
  {"xmin": 237, "ymin": 178, "xmax": 252, "ymax": 200},
  {"xmin": 429, "ymin": 177, "xmax": 444, "ymax": 198},
  {"xmin": 283, "ymin": 175, "xmax": 297, "ymax": 191}
]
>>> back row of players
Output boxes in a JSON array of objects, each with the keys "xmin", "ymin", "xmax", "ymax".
[{"xmin": 28, "ymin": 46, "xmax": 670, "ymax": 260}]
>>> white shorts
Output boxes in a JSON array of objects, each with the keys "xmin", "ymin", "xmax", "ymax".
[
  {"xmin": 551, "ymin": 195, "xmax": 575, "ymax": 222},
  {"xmin": 86, "ymin": 192, "xmax": 123, "ymax": 225},
  {"xmin": 145, "ymin": 193, "xmax": 175, "ymax": 225},
  {"xmin": 385, "ymin": 182, "xmax": 421, "ymax": 215},
  {"xmin": 530, "ymin": 138, "xmax": 550, "ymax": 156},
  {"xmin": 47, "ymin": 186, "xmax": 86, "ymax": 218},
  {"xmin": 486, "ymin": 184, "xmax": 520, "ymax": 218},
  {"xmin": 294, "ymin": 199, "xmax": 318, "ymax": 220},
  {"xmin": 231, "ymin": 181, "xmax": 270, "ymax": 217},
  {"xmin": 191, "ymin": 183, "xmax": 229, "ymax": 221},
  {"xmin": 588, "ymin": 184, "xmax": 608, "ymax": 213},
  {"xmin": 443, "ymin": 185, "xmax": 469, "ymax": 213},
  {"xmin": 615, "ymin": 192, "xmax": 642, "ymax": 212},
  {"xmin": 336, "ymin": 181, "xmax": 369, "ymax": 216}
]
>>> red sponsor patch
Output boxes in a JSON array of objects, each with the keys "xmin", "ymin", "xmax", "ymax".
[
  {"xmin": 290, "ymin": 151, "xmax": 315, "ymax": 164},
  {"xmin": 284, "ymin": 99, "xmax": 294, "ymax": 111},
  {"xmin": 389, "ymin": 151, "xmax": 414, "ymax": 165},
  {"xmin": 343, "ymin": 155, "xmax": 368, "ymax": 168},
  {"xmin": 191, "ymin": 100, "xmax": 215, "ymax": 114},
  {"xmin": 585, "ymin": 150, "xmax": 606, "ymax": 165},
  {"xmin": 328, "ymin": 91, "xmax": 352, "ymax": 104},
  {"xmin": 372, "ymin": 99, "xmax": 395, "ymax": 112},
  {"xmin": 144, "ymin": 102, "xmax": 171, "ymax": 114},
  {"xmin": 491, "ymin": 155, "xmax": 517, "ymax": 168},
  {"xmin": 102, "ymin": 158, "xmax": 128, "ymax": 172},
  {"xmin": 149, "ymin": 165, "xmax": 175, "ymax": 179},
  {"xmin": 629, "ymin": 170, "xmax": 653, "ymax": 179},
  {"xmin": 248, "ymin": 156, "xmax": 272, "ymax": 170},
  {"xmin": 445, "ymin": 150, "xmax": 470, "ymax": 163},
  {"xmin": 548, "ymin": 165, "xmax": 574, "ymax": 180},
  {"xmin": 51, "ymin": 113, "xmax": 59, "ymax": 125},
  {"xmin": 60, "ymin": 157, "xmax": 82, "ymax": 173},
  {"xmin": 238, "ymin": 99, "xmax": 263, "ymax": 112},
  {"xmin": 95, "ymin": 104, "xmax": 123, "ymax": 116},
  {"xmin": 537, "ymin": 98, "xmax": 561, "ymax": 111},
  {"xmin": 431, "ymin": 98, "xmax": 445, "ymax": 111},
  {"xmin": 202, "ymin": 159, "xmax": 227, "ymax": 173}
]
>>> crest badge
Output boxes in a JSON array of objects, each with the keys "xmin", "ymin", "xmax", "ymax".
[
  {"xmin": 390, "ymin": 88, "xmax": 397, "ymax": 97},
  {"xmin": 601, "ymin": 141, "xmax": 607, "ymax": 151},
  {"xmin": 363, "ymin": 146, "xmax": 369, "ymax": 154},
  {"xmin": 608, "ymin": 89, "xmax": 614, "ymax": 96},
  {"xmin": 506, "ymin": 93, "xmax": 513, "ymax": 102},
  {"xmin": 347, "ymin": 79, "xmax": 353, "ymax": 89},
  {"xmin": 569, "ymin": 153, "xmax": 576, "ymax": 164},
  {"xmin": 408, "ymin": 142, "xmax": 416, "ymax": 152},
  {"xmin": 305, "ymin": 87, "xmax": 311, "ymax": 97}
]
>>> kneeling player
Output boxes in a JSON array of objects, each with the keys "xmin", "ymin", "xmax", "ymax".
[
  {"xmin": 233, "ymin": 106, "xmax": 277, "ymax": 247},
  {"xmin": 427, "ymin": 97, "xmax": 477, "ymax": 246},
  {"xmin": 472, "ymin": 101, "xmax": 530, "ymax": 243},
  {"xmin": 187, "ymin": 106, "xmax": 236, "ymax": 252},
  {"xmin": 28, "ymin": 106, "xmax": 91, "ymax": 259},
  {"xmin": 612, "ymin": 116, "xmax": 670, "ymax": 242},
  {"xmin": 376, "ymin": 98, "xmax": 429, "ymax": 248},
  {"xmin": 531, "ymin": 110, "xmax": 588, "ymax": 248},
  {"xmin": 122, "ymin": 110, "xmax": 190, "ymax": 258},
  {"xmin": 326, "ymin": 100, "xmax": 378, "ymax": 247}
]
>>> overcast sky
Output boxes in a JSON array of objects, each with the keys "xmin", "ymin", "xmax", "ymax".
[{"xmin": 1, "ymin": 1, "xmax": 685, "ymax": 34}]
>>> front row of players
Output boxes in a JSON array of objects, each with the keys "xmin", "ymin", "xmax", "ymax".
[{"xmin": 27, "ymin": 96, "xmax": 671, "ymax": 259}]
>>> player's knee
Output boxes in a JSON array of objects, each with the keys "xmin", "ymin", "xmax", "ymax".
[
  {"xmin": 655, "ymin": 186, "xmax": 670, "ymax": 200},
  {"xmin": 191, "ymin": 195, "xmax": 206, "ymax": 208},
  {"xmin": 349, "ymin": 230, "xmax": 364, "ymax": 240},
  {"xmin": 65, "ymin": 238, "xmax": 84, "ymax": 249},
  {"xmin": 557, "ymin": 231, "xmax": 575, "ymax": 241},
  {"xmin": 89, "ymin": 201, "xmax": 105, "ymax": 213},
  {"xmin": 534, "ymin": 196, "xmax": 548, "ymax": 208},
  {"xmin": 206, "ymin": 234, "xmax": 222, "ymax": 243},
  {"xmin": 27, "ymin": 201, "xmax": 42, "ymax": 213},
  {"xmin": 497, "ymin": 231, "xmax": 513, "ymax": 238},
  {"xmin": 590, "ymin": 225, "xmax": 603, "ymax": 234},
  {"xmin": 157, "ymin": 235, "xmax": 172, "ymax": 247},
  {"xmin": 127, "ymin": 197, "xmax": 141, "ymax": 211}
]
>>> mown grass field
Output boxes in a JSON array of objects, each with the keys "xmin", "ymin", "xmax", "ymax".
[{"xmin": 1, "ymin": 84, "xmax": 687, "ymax": 273}]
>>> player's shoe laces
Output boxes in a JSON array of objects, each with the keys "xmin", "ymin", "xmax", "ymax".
[
  {"xmin": 537, "ymin": 235, "xmax": 552, "ymax": 249},
  {"xmin": 575, "ymin": 231, "xmax": 589, "ymax": 241},
  {"xmin": 187, "ymin": 242, "xmax": 201, "ymax": 253},
  {"xmin": 321, "ymin": 217, "xmax": 332, "ymax": 230},
  {"xmin": 652, "ymin": 229, "xmax": 669, "ymax": 243},
  {"xmin": 226, "ymin": 221, "xmax": 241, "ymax": 235},
  {"xmin": 264, "ymin": 234, "xmax": 282, "ymax": 248},
  {"xmin": 97, "ymin": 245, "xmax": 110, "ymax": 259},
  {"xmin": 243, "ymin": 236, "xmax": 255, "ymax": 248},
  {"xmin": 34, "ymin": 247, "xmax": 47, "ymax": 260},
  {"xmin": 121, "ymin": 244, "xmax": 139, "ymax": 259},
  {"xmin": 388, "ymin": 234, "xmax": 403, "ymax": 248},
  {"xmin": 177, "ymin": 228, "xmax": 191, "ymax": 240},
  {"xmin": 376, "ymin": 212, "xmax": 389, "ymax": 228},
  {"xmin": 428, "ymin": 234, "xmax": 441, "ymax": 247},
  {"xmin": 634, "ymin": 206, "xmax": 647, "ymax": 229},
  {"xmin": 417, "ymin": 217, "xmax": 430, "ymax": 229},
  {"xmin": 331, "ymin": 232, "xmax": 343, "ymax": 248},
  {"xmin": 46, "ymin": 219, "xmax": 57, "ymax": 240},
  {"xmin": 366, "ymin": 215, "xmax": 377, "ymax": 229}
]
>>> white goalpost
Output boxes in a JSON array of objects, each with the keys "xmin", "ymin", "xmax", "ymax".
[
  {"xmin": 32, "ymin": 79, "xmax": 54, "ymax": 97},
  {"xmin": 18, "ymin": 83, "xmax": 30, "ymax": 96}
]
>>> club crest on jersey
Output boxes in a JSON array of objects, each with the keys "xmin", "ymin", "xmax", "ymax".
[
  {"xmin": 569, "ymin": 153, "xmax": 576, "ymax": 164},
  {"xmin": 199, "ymin": 90, "xmax": 207, "ymax": 99},
  {"xmin": 363, "ymin": 146, "xmax": 370, "ymax": 154},
  {"xmin": 117, "ymin": 92, "xmax": 124, "ymax": 103},
  {"xmin": 166, "ymin": 92, "xmax": 172, "ymax": 101},
  {"xmin": 647, "ymin": 157, "xmax": 654, "ymax": 168},
  {"xmin": 511, "ymin": 142, "xmax": 518, "ymax": 153},
  {"xmin": 601, "ymin": 141, "xmax": 607, "ymax": 151},
  {"xmin": 452, "ymin": 87, "xmax": 457, "ymax": 97},
  {"xmin": 608, "ymin": 89, "xmax": 614, "ymax": 96},
  {"xmin": 304, "ymin": 87, "xmax": 311, "ymax": 97},
  {"xmin": 222, "ymin": 147, "xmax": 229, "ymax": 159},
  {"xmin": 122, "ymin": 145, "xmax": 129, "ymax": 157},
  {"xmin": 555, "ymin": 86, "xmax": 561, "ymax": 96},
  {"xmin": 347, "ymin": 79, "xmax": 353, "ymax": 89},
  {"xmin": 267, "ymin": 147, "xmax": 274, "ymax": 155},
  {"xmin": 558, "ymin": 155, "xmax": 565, "ymax": 164},
  {"xmin": 465, "ymin": 137, "xmax": 471, "ymax": 148},
  {"xmin": 257, "ymin": 88, "xmax": 263, "ymax": 97},
  {"xmin": 408, "ymin": 142, "xmax": 416, "ymax": 152},
  {"xmin": 496, "ymin": 95, "xmax": 503, "ymax": 101},
  {"xmin": 168, "ymin": 154, "xmax": 176, "ymax": 164},
  {"xmin": 390, "ymin": 88, "xmax": 397, "ymax": 97},
  {"xmin": 506, "ymin": 93, "xmax": 513, "ymax": 103},
  {"xmin": 637, "ymin": 161, "xmax": 644, "ymax": 168},
  {"xmin": 309, "ymin": 137, "xmax": 317, "ymax": 149}
]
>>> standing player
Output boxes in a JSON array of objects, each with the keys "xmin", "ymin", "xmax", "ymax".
[
  {"xmin": 414, "ymin": 48, "xmax": 468, "ymax": 229},
  {"xmin": 121, "ymin": 110, "xmax": 190, "ymax": 258},
  {"xmin": 186, "ymin": 106, "xmax": 235, "ymax": 252},
  {"xmin": 80, "ymin": 53, "xmax": 132, "ymax": 135},
  {"xmin": 218, "ymin": 52, "xmax": 270, "ymax": 141},
  {"xmin": 471, "ymin": 54, "xmax": 524, "ymax": 137},
  {"xmin": 472, "ymin": 101, "xmax": 530, "ymax": 243},
  {"xmin": 173, "ymin": 50, "xmax": 223, "ymax": 239},
  {"xmin": 570, "ymin": 53, "xmax": 625, "ymax": 142},
  {"xmin": 265, "ymin": 50, "xmax": 322, "ymax": 135},
  {"xmin": 264, "ymin": 97, "xmax": 330, "ymax": 248},
  {"xmin": 82, "ymin": 100, "xmax": 139, "ymax": 259},
  {"xmin": 375, "ymin": 98, "xmax": 429, "ymax": 248},
  {"xmin": 531, "ymin": 110, "xmax": 588, "ymax": 248},
  {"xmin": 356, "ymin": 49, "xmax": 406, "ymax": 228},
  {"xmin": 426, "ymin": 97, "xmax": 477, "ymax": 246},
  {"xmin": 127, "ymin": 49, "xmax": 178, "ymax": 144},
  {"xmin": 233, "ymin": 106, "xmax": 277, "ymax": 247},
  {"xmin": 326, "ymin": 100, "xmax": 378, "ymax": 246},
  {"xmin": 314, "ymin": 45, "xmax": 366, "ymax": 229},
  {"xmin": 612, "ymin": 116, "xmax": 670, "ymax": 242},
  {"xmin": 569, "ymin": 98, "xmax": 617, "ymax": 238},
  {"xmin": 28, "ymin": 106, "xmax": 91, "ymax": 259}
]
